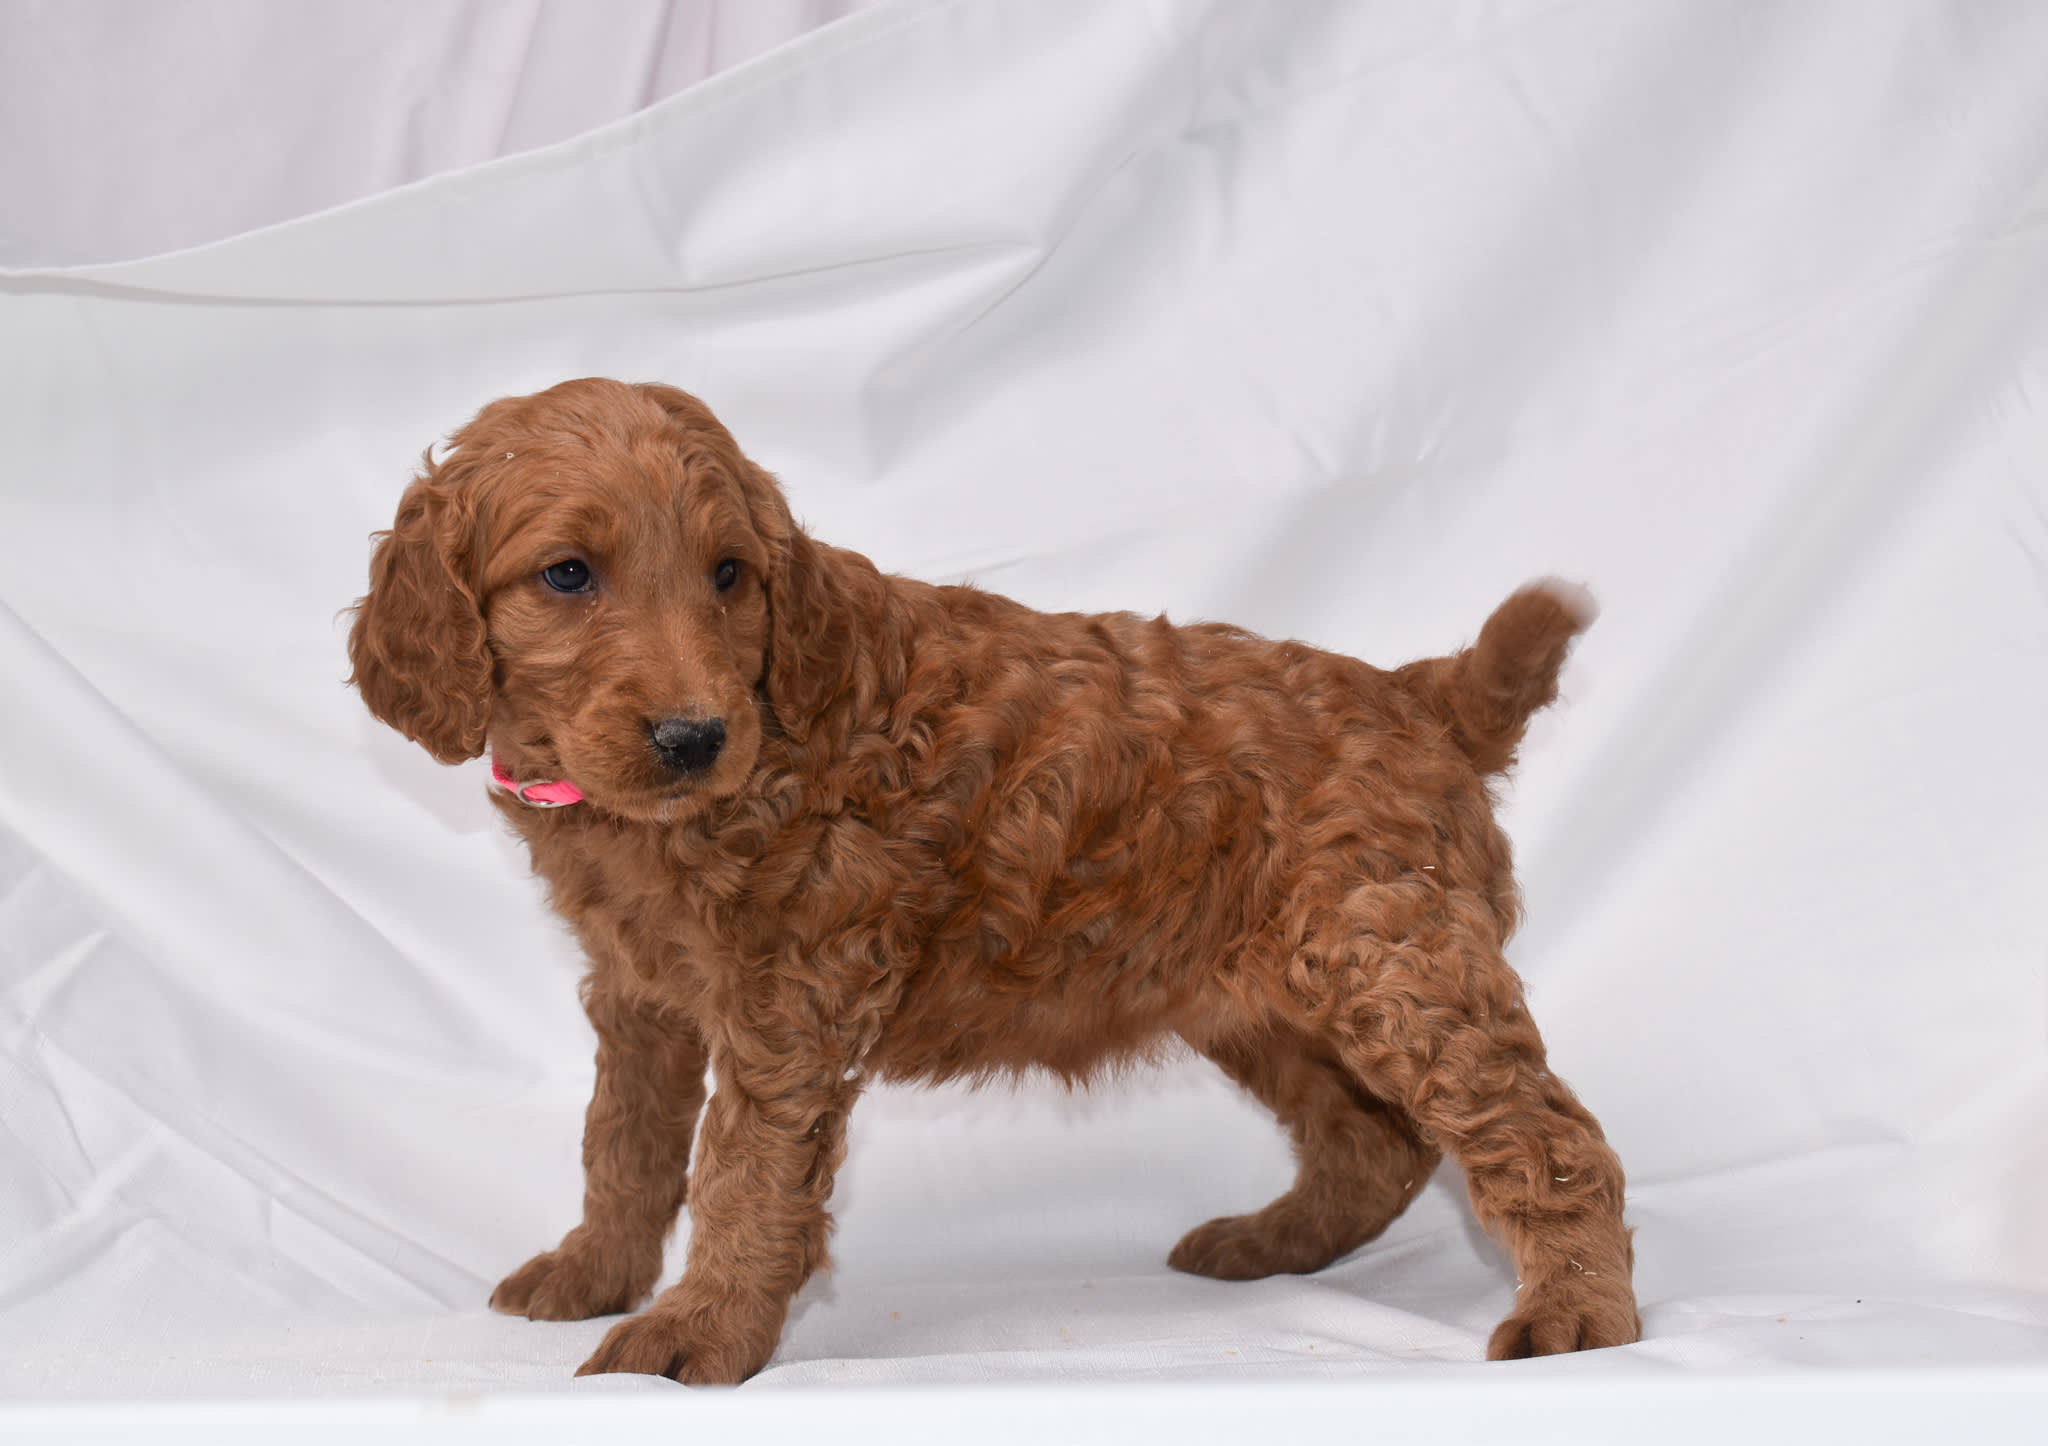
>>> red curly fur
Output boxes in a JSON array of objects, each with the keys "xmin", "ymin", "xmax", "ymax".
[{"xmin": 346, "ymin": 378, "xmax": 1639, "ymax": 1382}]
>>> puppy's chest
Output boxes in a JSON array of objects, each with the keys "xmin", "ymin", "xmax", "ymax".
[
  {"xmin": 524, "ymin": 797, "xmax": 946, "ymax": 971},
  {"xmin": 523, "ymin": 819, "xmax": 733, "ymax": 979}
]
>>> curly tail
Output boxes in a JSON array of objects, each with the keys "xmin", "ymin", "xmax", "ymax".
[{"xmin": 1396, "ymin": 580, "xmax": 1596, "ymax": 776}]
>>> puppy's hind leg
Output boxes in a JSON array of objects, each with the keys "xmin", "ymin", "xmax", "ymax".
[
  {"xmin": 491, "ymin": 984, "xmax": 708, "ymax": 1321},
  {"xmin": 1318, "ymin": 888, "xmax": 1640, "ymax": 1357},
  {"xmin": 1170, "ymin": 1029, "xmax": 1439, "ymax": 1280}
]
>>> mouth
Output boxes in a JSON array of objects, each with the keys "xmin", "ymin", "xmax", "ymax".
[
  {"xmin": 547, "ymin": 712, "xmax": 758, "ymax": 819},
  {"xmin": 604, "ymin": 775, "xmax": 718, "ymax": 821}
]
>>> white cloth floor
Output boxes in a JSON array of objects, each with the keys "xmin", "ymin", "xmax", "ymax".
[{"xmin": 2, "ymin": 1, "xmax": 2044, "ymax": 1438}]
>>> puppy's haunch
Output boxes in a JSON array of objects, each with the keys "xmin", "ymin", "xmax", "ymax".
[{"xmin": 348, "ymin": 377, "xmax": 1639, "ymax": 1382}]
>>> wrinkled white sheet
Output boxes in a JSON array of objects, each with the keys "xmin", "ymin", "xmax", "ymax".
[
  {"xmin": 0, "ymin": 0, "xmax": 875, "ymax": 267},
  {"xmin": 2, "ymin": 0, "xmax": 2045, "ymax": 1435}
]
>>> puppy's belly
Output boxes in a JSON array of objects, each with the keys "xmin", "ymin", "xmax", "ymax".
[{"xmin": 870, "ymin": 930, "xmax": 1231, "ymax": 1084}]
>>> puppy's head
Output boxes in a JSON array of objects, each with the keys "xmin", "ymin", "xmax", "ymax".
[{"xmin": 347, "ymin": 378, "xmax": 840, "ymax": 821}]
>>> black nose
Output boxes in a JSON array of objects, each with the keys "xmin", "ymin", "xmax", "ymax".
[{"xmin": 649, "ymin": 716, "xmax": 726, "ymax": 774}]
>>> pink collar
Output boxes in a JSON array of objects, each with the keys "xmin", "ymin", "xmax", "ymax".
[{"xmin": 489, "ymin": 756, "xmax": 585, "ymax": 808}]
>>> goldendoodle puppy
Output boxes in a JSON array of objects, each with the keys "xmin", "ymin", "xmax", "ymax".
[{"xmin": 347, "ymin": 377, "xmax": 1638, "ymax": 1382}]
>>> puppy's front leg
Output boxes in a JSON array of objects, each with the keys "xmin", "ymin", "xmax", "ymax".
[
  {"xmin": 491, "ymin": 986, "xmax": 708, "ymax": 1321},
  {"xmin": 577, "ymin": 1055, "xmax": 850, "ymax": 1384}
]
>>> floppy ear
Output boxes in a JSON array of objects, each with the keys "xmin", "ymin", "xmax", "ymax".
[
  {"xmin": 346, "ymin": 464, "xmax": 493, "ymax": 764},
  {"xmin": 715, "ymin": 451, "xmax": 856, "ymax": 744},
  {"xmin": 764, "ymin": 515, "xmax": 860, "ymax": 743}
]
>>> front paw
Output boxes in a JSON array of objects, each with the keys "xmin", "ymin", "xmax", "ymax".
[
  {"xmin": 1486, "ymin": 1273, "xmax": 1640, "ymax": 1358},
  {"xmin": 490, "ymin": 1232, "xmax": 660, "ymax": 1322},
  {"xmin": 575, "ymin": 1309, "xmax": 767, "ymax": 1385}
]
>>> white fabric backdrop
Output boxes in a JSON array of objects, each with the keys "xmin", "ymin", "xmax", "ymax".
[
  {"xmin": 0, "ymin": 0, "xmax": 874, "ymax": 267},
  {"xmin": 2, "ymin": 0, "xmax": 2046, "ymax": 1435}
]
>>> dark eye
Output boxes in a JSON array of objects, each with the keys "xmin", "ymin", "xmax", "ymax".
[
  {"xmin": 713, "ymin": 558, "xmax": 740, "ymax": 592},
  {"xmin": 542, "ymin": 559, "xmax": 592, "ymax": 593}
]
